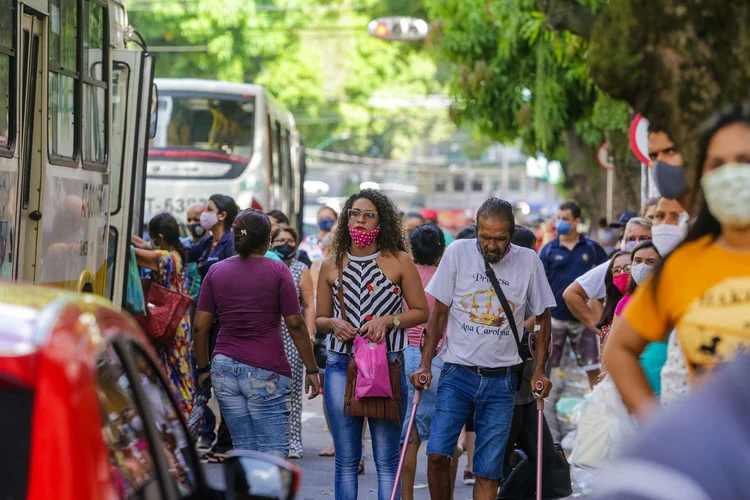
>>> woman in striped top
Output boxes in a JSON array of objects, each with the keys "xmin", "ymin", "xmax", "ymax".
[{"xmin": 316, "ymin": 189, "xmax": 429, "ymax": 500}]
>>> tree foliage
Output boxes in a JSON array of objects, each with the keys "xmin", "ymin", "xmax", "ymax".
[
  {"xmin": 424, "ymin": 0, "xmax": 637, "ymax": 217},
  {"xmin": 127, "ymin": 0, "xmax": 455, "ymax": 159},
  {"xmin": 428, "ymin": 0, "xmax": 750, "ymax": 213}
]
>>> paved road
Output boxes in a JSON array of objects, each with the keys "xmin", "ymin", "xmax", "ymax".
[{"xmin": 202, "ymin": 393, "xmax": 478, "ymax": 499}]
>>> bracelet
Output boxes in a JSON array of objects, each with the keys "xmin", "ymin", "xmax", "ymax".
[
  {"xmin": 306, "ymin": 368, "xmax": 320, "ymax": 375},
  {"xmin": 197, "ymin": 364, "xmax": 211, "ymax": 374}
]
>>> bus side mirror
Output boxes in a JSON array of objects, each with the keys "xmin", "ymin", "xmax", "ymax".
[{"xmin": 149, "ymin": 83, "xmax": 158, "ymax": 139}]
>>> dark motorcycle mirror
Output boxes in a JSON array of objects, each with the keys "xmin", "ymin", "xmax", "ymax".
[{"xmin": 224, "ymin": 450, "xmax": 300, "ymax": 500}]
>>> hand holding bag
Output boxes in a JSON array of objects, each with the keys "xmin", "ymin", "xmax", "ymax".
[
  {"xmin": 135, "ymin": 253, "xmax": 192, "ymax": 346},
  {"xmin": 339, "ymin": 263, "xmax": 402, "ymax": 423},
  {"xmin": 354, "ymin": 336, "xmax": 393, "ymax": 399}
]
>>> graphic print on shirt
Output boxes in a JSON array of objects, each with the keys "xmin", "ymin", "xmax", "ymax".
[
  {"xmin": 329, "ymin": 253, "xmax": 406, "ymax": 353},
  {"xmin": 454, "ymin": 272, "xmax": 517, "ymax": 339},
  {"xmin": 678, "ymin": 276, "xmax": 750, "ymax": 376}
]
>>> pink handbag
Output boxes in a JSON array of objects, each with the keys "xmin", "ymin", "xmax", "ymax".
[{"xmin": 354, "ymin": 336, "xmax": 393, "ymax": 400}]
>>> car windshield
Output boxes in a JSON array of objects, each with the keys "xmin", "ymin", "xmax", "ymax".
[{"xmin": 153, "ymin": 93, "xmax": 255, "ymax": 159}]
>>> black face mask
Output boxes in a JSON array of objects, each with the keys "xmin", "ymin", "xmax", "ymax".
[
  {"xmin": 273, "ymin": 243, "xmax": 296, "ymax": 260},
  {"xmin": 653, "ymin": 161, "xmax": 688, "ymax": 200},
  {"xmin": 187, "ymin": 223, "xmax": 205, "ymax": 240}
]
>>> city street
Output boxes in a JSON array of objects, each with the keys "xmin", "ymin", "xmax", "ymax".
[{"xmin": 202, "ymin": 394, "xmax": 478, "ymax": 499}]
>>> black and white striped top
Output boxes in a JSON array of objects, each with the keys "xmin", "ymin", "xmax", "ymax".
[{"xmin": 328, "ymin": 252, "xmax": 406, "ymax": 353}]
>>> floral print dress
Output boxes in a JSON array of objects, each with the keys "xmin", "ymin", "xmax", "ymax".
[{"xmin": 152, "ymin": 250, "xmax": 196, "ymax": 418}]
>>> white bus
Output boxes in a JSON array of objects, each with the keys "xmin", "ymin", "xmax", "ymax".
[
  {"xmin": 0, "ymin": 0, "xmax": 155, "ymax": 304},
  {"xmin": 145, "ymin": 78, "xmax": 305, "ymax": 231}
]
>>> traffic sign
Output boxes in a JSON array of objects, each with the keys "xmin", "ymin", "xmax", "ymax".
[
  {"xmin": 597, "ymin": 142, "xmax": 615, "ymax": 170},
  {"xmin": 367, "ymin": 17, "xmax": 429, "ymax": 41},
  {"xmin": 629, "ymin": 114, "xmax": 650, "ymax": 165}
]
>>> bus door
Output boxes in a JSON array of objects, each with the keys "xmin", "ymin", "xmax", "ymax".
[
  {"xmin": 16, "ymin": 11, "xmax": 44, "ymax": 283},
  {"xmin": 106, "ymin": 48, "xmax": 154, "ymax": 307}
]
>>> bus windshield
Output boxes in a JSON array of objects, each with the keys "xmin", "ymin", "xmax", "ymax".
[{"xmin": 153, "ymin": 93, "xmax": 255, "ymax": 159}]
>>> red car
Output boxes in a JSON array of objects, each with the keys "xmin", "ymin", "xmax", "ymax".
[{"xmin": 0, "ymin": 285, "xmax": 299, "ymax": 500}]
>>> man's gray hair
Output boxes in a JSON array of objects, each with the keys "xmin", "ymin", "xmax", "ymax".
[{"xmin": 625, "ymin": 216, "xmax": 652, "ymax": 234}]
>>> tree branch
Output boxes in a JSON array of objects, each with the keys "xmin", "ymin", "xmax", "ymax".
[{"xmin": 537, "ymin": 0, "xmax": 596, "ymax": 39}]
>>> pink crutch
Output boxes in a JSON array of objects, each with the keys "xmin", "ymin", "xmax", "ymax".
[
  {"xmin": 390, "ymin": 373, "xmax": 429, "ymax": 500},
  {"xmin": 535, "ymin": 380, "xmax": 545, "ymax": 500}
]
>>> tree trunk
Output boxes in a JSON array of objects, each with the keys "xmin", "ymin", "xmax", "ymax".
[{"xmin": 562, "ymin": 127, "xmax": 606, "ymax": 221}]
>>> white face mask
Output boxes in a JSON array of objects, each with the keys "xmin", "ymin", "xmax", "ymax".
[
  {"xmin": 200, "ymin": 211, "xmax": 219, "ymax": 231},
  {"xmin": 631, "ymin": 263, "xmax": 653, "ymax": 285},
  {"xmin": 652, "ymin": 223, "xmax": 683, "ymax": 256},
  {"xmin": 701, "ymin": 163, "xmax": 750, "ymax": 228}
]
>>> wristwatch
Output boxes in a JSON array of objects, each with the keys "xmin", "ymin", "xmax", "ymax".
[
  {"xmin": 392, "ymin": 315, "xmax": 401, "ymax": 329},
  {"xmin": 197, "ymin": 363, "xmax": 211, "ymax": 374}
]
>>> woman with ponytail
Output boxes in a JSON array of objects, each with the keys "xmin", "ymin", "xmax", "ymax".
[{"xmin": 131, "ymin": 212, "xmax": 196, "ymax": 418}]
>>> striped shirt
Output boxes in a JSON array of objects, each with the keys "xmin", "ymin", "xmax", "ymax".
[{"xmin": 328, "ymin": 252, "xmax": 406, "ymax": 353}]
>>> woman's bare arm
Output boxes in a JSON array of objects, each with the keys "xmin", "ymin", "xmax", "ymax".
[
  {"xmin": 603, "ymin": 317, "xmax": 659, "ymax": 419},
  {"xmin": 299, "ymin": 267, "xmax": 316, "ymax": 339}
]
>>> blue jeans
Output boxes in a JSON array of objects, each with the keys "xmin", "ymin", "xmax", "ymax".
[
  {"xmin": 325, "ymin": 350, "xmax": 408, "ymax": 500},
  {"xmin": 427, "ymin": 363, "xmax": 517, "ymax": 480},
  {"xmin": 401, "ymin": 346, "xmax": 443, "ymax": 442},
  {"xmin": 211, "ymin": 354, "xmax": 291, "ymax": 459}
]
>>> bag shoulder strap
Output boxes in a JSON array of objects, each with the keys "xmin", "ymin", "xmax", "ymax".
[
  {"xmin": 337, "ymin": 261, "xmax": 354, "ymax": 354},
  {"xmin": 484, "ymin": 260, "xmax": 523, "ymax": 356}
]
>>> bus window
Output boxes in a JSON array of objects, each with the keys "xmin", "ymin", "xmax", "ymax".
[
  {"xmin": 154, "ymin": 94, "xmax": 255, "ymax": 160},
  {"xmin": 0, "ymin": 0, "xmax": 14, "ymax": 152},
  {"xmin": 110, "ymin": 63, "xmax": 129, "ymax": 214},
  {"xmin": 82, "ymin": 0, "xmax": 107, "ymax": 167},
  {"xmin": 105, "ymin": 226, "xmax": 116, "ymax": 299},
  {"xmin": 282, "ymin": 130, "xmax": 291, "ymax": 191},
  {"xmin": 48, "ymin": 0, "xmax": 78, "ymax": 160},
  {"xmin": 273, "ymin": 120, "xmax": 281, "ymax": 185}
]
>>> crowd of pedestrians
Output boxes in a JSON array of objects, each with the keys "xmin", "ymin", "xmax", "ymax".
[{"xmin": 128, "ymin": 103, "xmax": 750, "ymax": 500}]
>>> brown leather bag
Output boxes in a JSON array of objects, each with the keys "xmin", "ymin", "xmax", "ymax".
[{"xmin": 338, "ymin": 263, "xmax": 402, "ymax": 423}]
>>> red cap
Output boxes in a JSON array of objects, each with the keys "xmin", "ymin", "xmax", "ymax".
[
  {"xmin": 250, "ymin": 198, "xmax": 264, "ymax": 211},
  {"xmin": 422, "ymin": 209, "xmax": 438, "ymax": 220}
]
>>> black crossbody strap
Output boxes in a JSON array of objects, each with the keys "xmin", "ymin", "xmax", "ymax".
[
  {"xmin": 484, "ymin": 260, "xmax": 522, "ymax": 352},
  {"xmin": 484, "ymin": 260, "xmax": 525, "ymax": 389}
]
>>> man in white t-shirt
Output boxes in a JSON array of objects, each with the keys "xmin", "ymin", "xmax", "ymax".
[
  {"xmin": 411, "ymin": 198, "xmax": 556, "ymax": 500},
  {"xmin": 563, "ymin": 217, "xmax": 652, "ymax": 331}
]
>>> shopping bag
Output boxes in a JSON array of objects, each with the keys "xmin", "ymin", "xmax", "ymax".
[
  {"xmin": 354, "ymin": 336, "xmax": 393, "ymax": 400},
  {"xmin": 136, "ymin": 277, "xmax": 192, "ymax": 346},
  {"xmin": 601, "ymin": 376, "xmax": 639, "ymax": 458},
  {"xmin": 124, "ymin": 245, "xmax": 146, "ymax": 317},
  {"xmin": 569, "ymin": 384, "xmax": 610, "ymax": 468}
]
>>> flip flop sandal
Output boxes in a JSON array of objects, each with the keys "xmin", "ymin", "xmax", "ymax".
[{"xmin": 319, "ymin": 446, "xmax": 335, "ymax": 457}]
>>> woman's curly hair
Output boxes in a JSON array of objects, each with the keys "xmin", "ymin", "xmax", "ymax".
[{"xmin": 330, "ymin": 189, "xmax": 408, "ymax": 263}]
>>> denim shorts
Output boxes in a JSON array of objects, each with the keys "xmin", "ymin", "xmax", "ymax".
[
  {"xmin": 427, "ymin": 362, "xmax": 517, "ymax": 480},
  {"xmin": 211, "ymin": 354, "xmax": 292, "ymax": 459},
  {"xmin": 401, "ymin": 346, "xmax": 443, "ymax": 442}
]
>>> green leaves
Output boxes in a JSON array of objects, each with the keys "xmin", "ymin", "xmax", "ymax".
[{"xmin": 128, "ymin": 0, "xmax": 455, "ymax": 158}]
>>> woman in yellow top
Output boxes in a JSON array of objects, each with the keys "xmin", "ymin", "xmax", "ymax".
[{"xmin": 605, "ymin": 105, "xmax": 750, "ymax": 419}]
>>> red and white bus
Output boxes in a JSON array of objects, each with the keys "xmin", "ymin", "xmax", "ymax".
[{"xmin": 145, "ymin": 78, "xmax": 305, "ymax": 231}]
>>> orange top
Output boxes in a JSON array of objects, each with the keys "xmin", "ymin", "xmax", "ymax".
[{"xmin": 625, "ymin": 236, "xmax": 750, "ymax": 378}]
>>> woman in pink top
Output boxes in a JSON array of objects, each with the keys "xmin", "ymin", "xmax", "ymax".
[{"xmin": 401, "ymin": 224, "xmax": 446, "ymax": 500}]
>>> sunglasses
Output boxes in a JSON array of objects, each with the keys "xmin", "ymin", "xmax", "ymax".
[{"xmin": 348, "ymin": 209, "xmax": 378, "ymax": 221}]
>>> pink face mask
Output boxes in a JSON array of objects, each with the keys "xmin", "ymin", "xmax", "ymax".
[
  {"xmin": 612, "ymin": 273, "xmax": 630, "ymax": 294},
  {"xmin": 349, "ymin": 226, "xmax": 380, "ymax": 248}
]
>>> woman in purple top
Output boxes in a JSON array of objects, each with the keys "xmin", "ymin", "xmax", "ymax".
[{"xmin": 193, "ymin": 209, "xmax": 321, "ymax": 459}]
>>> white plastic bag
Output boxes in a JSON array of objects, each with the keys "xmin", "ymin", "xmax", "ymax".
[
  {"xmin": 569, "ymin": 376, "xmax": 639, "ymax": 469},
  {"xmin": 601, "ymin": 376, "xmax": 639, "ymax": 457}
]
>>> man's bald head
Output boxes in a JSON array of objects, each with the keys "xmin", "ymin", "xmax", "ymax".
[{"xmin": 186, "ymin": 202, "xmax": 206, "ymax": 225}]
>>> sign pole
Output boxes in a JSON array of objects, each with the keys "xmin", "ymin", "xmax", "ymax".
[
  {"xmin": 606, "ymin": 168, "xmax": 614, "ymax": 223},
  {"xmin": 596, "ymin": 142, "xmax": 616, "ymax": 222}
]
